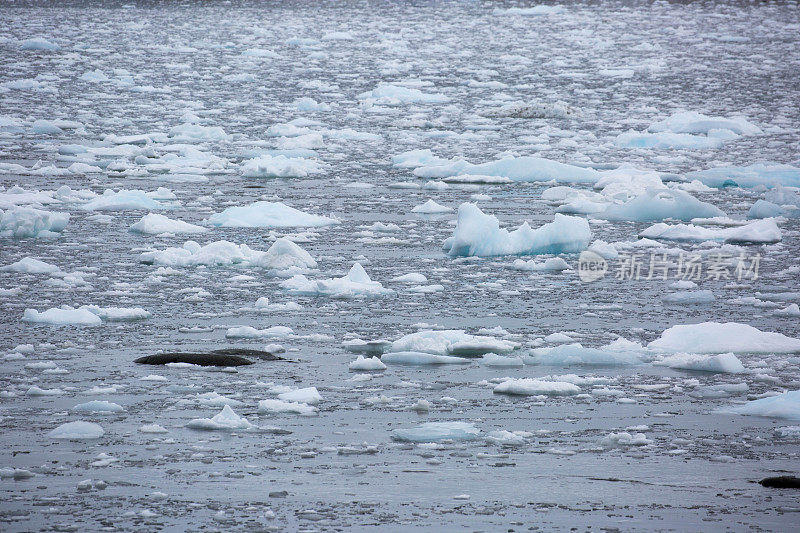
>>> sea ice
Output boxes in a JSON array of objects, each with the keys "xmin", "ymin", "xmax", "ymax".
[
  {"xmin": 649, "ymin": 322, "xmax": 800, "ymax": 353},
  {"xmin": 281, "ymin": 263, "xmax": 393, "ymax": 298},
  {"xmin": 207, "ymin": 201, "xmax": 337, "ymax": 227},
  {"xmin": 443, "ymin": 203, "xmax": 591, "ymax": 257},
  {"xmin": 391, "ymin": 422, "xmax": 480, "ymax": 442}
]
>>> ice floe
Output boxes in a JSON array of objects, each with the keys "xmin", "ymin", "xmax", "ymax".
[
  {"xmin": 443, "ymin": 203, "xmax": 591, "ymax": 257},
  {"xmin": 649, "ymin": 322, "xmax": 800, "ymax": 353}
]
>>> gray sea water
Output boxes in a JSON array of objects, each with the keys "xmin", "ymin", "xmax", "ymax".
[{"xmin": 1, "ymin": 1, "xmax": 799, "ymax": 530}]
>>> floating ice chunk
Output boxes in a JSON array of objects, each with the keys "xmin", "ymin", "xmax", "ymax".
[
  {"xmin": 391, "ymin": 273, "xmax": 427, "ymax": 283},
  {"xmin": 648, "ymin": 111, "xmax": 762, "ymax": 136},
  {"xmin": 775, "ymin": 304, "xmax": 800, "ymax": 316},
  {"xmin": 79, "ymin": 69, "xmax": 108, "ymax": 82},
  {"xmin": 392, "ymin": 422, "xmax": 480, "ymax": 442},
  {"xmin": 593, "ymin": 166, "xmax": 665, "ymax": 201},
  {"xmin": 726, "ymin": 390, "xmax": 800, "ymax": 420},
  {"xmin": 240, "ymin": 154, "xmax": 323, "ymax": 178},
  {"xmin": 140, "ymin": 424, "xmax": 168, "ymax": 433},
  {"xmin": 390, "ymin": 329, "xmax": 517, "ymax": 356},
  {"xmin": 358, "ymin": 83, "xmax": 449, "ymax": 105},
  {"xmin": 443, "ymin": 203, "xmax": 591, "ymax": 257},
  {"xmin": 615, "ymin": 129, "xmax": 738, "ymax": 149},
  {"xmin": 0, "ymin": 207, "xmax": 69, "ymax": 238},
  {"xmin": 20, "ymin": 38, "xmax": 59, "ymax": 51},
  {"xmin": 186, "ymin": 405, "xmax": 254, "ymax": 430},
  {"xmin": 48, "ymin": 421, "xmax": 104, "ymax": 439},
  {"xmin": 80, "ymin": 190, "xmax": 170, "ymax": 211},
  {"xmin": 481, "ymin": 353, "xmax": 524, "ymax": 367},
  {"xmin": 493, "ymin": 378, "xmax": 581, "ymax": 396},
  {"xmin": 72, "ymin": 401, "xmax": 125, "ymax": 413},
  {"xmin": 414, "ymin": 156, "xmax": 600, "ymax": 184},
  {"xmin": 747, "ymin": 199, "xmax": 796, "ymax": 219},
  {"xmin": 412, "ymin": 199, "xmax": 452, "ymax": 214},
  {"xmin": 1, "ymin": 257, "xmax": 61, "ymax": 274},
  {"xmin": 208, "ymin": 201, "xmax": 337, "ymax": 227},
  {"xmin": 349, "ymin": 355, "xmax": 387, "ymax": 371},
  {"xmin": 130, "ymin": 213, "xmax": 206, "ymax": 234},
  {"xmin": 278, "ymin": 387, "xmax": 322, "ymax": 405},
  {"xmin": 195, "ymin": 392, "xmax": 243, "ymax": 408},
  {"xmin": 281, "ymin": 263, "xmax": 393, "ymax": 298},
  {"xmin": 225, "ymin": 325, "xmax": 293, "ymax": 338},
  {"xmin": 293, "ymin": 97, "xmax": 330, "ymax": 112},
  {"xmin": 31, "ymin": 119, "xmax": 63, "ymax": 135},
  {"xmin": 639, "ymin": 218, "xmax": 781, "ymax": 243},
  {"xmin": 168, "ymin": 123, "xmax": 229, "ymax": 141},
  {"xmin": 26, "ymin": 386, "xmax": 63, "ymax": 396},
  {"xmin": 587, "ymin": 240, "xmax": 618, "ymax": 260},
  {"xmin": 527, "ymin": 344, "xmax": 643, "ymax": 366},
  {"xmin": 494, "ymin": 5, "xmax": 565, "ymax": 15},
  {"xmin": 381, "ymin": 351, "xmax": 471, "ymax": 365},
  {"xmin": 600, "ymin": 188, "xmax": 724, "ymax": 222},
  {"xmin": 687, "ymin": 163, "xmax": 800, "ymax": 189},
  {"xmin": 258, "ymin": 399, "xmax": 318, "ymax": 415},
  {"xmin": 655, "ymin": 352, "xmax": 745, "ymax": 373},
  {"xmin": 511, "ymin": 257, "xmax": 571, "ymax": 271},
  {"xmin": 141, "ymin": 238, "xmax": 316, "ymax": 272},
  {"xmin": 662, "ymin": 290, "xmax": 715, "ymax": 304},
  {"xmin": 81, "ymin": 305, "xmax": 151, "ymax": 321},
  {"xmin": 598, "ymin": 432, "xmax": 652, "ymax": 448},
  {"xmin": 649, "ymin": 322, "xmax": 800, "ymax": 353},
  {"xmin": 23, "ymin": 307, "xmax": 102, "ymax": 326}
]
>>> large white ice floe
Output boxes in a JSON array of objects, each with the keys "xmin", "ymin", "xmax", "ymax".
[
  {"xmin": 140, "ymin": 238, "xmax": 316, "ymax": 272},
  {"xmin": 278, "ymin": 387, "xmax": 322, "ymax": 405},
  {"xmin": 207, "ymin": 201, "xmax": 338, "ymax": 227},
  {"xmin": 616, "ymin": 111, "xmax": 761, "ymax": 149},
  {"xmin": 129, "ymin": 213, "xmax": 207, "ymax": 234},
  {"xmin": 349, "ymin": 355, "xmax": 387, "ymax": 371},
  {"xmin": 0, "ymin": 207, "xmax": 69, "ymax": 238},
  {"xmin": 443, "ymin": 203, "xmax": 591, "ymax": 257},
  {"xmin": 389, "ymin": 329, "xmax": 518, "ymax": 356},
  {"xmin": 186, "ymin": 405, "xmax": 254, "ymax": 430},
  {"xmin": 381, "ymin": 352, "xmax": 472, "ymax": 365},
  {"xmin": 615, "ymin": 129, "xmax": 738, "ymax": 149},
  {"xmin": 639, "ymin": 218, "xmax": 781, "ymax": 243},
  {"xmin": 411, "ymin": 199, "xmax": 452, "ymax": 214},
  {"xmin": 23, "ymin": 307, "xmax": 103, "ymax": 326},
  {"xmin": 358, "ymin": 83, "xmax": 449, "ymax": 105},
  {"xmin": 240, "ymin": 154, "xmax": 324, "ymax": 178},
  {"xmin": 225, "ymin": 325, "xmax": 293, "ymax": 339},
  {"xmin": 599, "ymin": 188, "xmax": 724, "ymax": 221},
  {"xmin": 654, "ymin": 352, "xmax": 745, "ymax": 373},
  {"xmin": 1, "ymin": 257, "xmax": 61, "ymax": 274},
  {"xmin": 80, "ymin": 189, "xmax": 174, "ymax": 211},
  {"xmin": 258, "ymin": 399, "xmax": 318, "ymax": 415},
  {"xmin": 493, "ymin": 378, "xmax": 581, "ymax": 396},
  {"xmin": 72, "ymin": 401, "xmax": 125, "ymax": 413},
  {"xmin": 526, "ymin": 344, "xmax": 644, "ymax": 366},
  {"xmin": 724, "ymin": 390, "xmax": 800, "ymax": 420},
  {"xmin": 48, "ymin": 421, "xmax": 104, "ymax": 440},
  {"xmin": 391, "ymin": 422, "xmax": 480, "ymax": 442},
  {"xmin": 280, "ymin": 263, "xmax": 392, "ymax": 298},
  {"xmin": 687, "ymin": 163, "xmax": 800, "ymax": 188},
  {"xmin": 648, "ymin": 111, "xmax": 762, "ymax": 136},
  {"xmin": 391, "ymin": 149, "xmax": 453, "ymax": 169},
  {"xmin": 23, "ymin": 305, "xmax": 150, "ymax": 325},
  {"xmin": 413, "ymin": 155, "xmax": 600, "ymax": 184},
  {"xmin": 648, "ymin": 322, "xmax": 800, "ymax": 353}
]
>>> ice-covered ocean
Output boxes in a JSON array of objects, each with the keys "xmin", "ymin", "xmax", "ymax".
[{"xmin": 2, "ymin": 0, "xmax": 800, "ymax": 530}]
